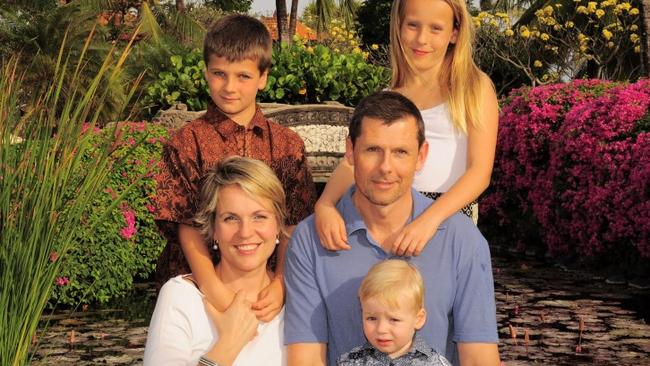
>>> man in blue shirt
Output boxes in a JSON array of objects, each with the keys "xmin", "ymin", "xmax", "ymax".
[{"xmin": 284, "ymin": 91, "xmax": 500, "ymax": 366}]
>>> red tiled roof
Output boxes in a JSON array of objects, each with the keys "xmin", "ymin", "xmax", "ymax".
[{"xmin": 260, "ymin": 15, "xmax": 317, "ymax": 41}]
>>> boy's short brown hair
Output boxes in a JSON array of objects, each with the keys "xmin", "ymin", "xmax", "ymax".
[{"xmin": 203, "ymin": 14, "xmax": 272, "ymax": 73}]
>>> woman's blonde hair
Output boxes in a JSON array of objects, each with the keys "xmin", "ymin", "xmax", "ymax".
[
  {"xmin": 194, "ymin": 156, "xmax": 287, "ymax": 245},
  {"xmin": 389, "ymin": 0, "xmax": 490, "ymax": 133},
  {"xmin": 358, "ymin": 260, "xmax": 424, "ymax": 313}
]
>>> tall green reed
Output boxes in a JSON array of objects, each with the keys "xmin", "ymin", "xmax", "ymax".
[{"xmin": 0, "ymin": 28, "xmax": 141, "ymax": 366}]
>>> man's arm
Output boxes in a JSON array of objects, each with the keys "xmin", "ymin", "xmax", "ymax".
[
  {"xmin": 287, "ymin": 343, "xmax": 327, "ymax": 366},
  {"xmin": 458, "ymin": 343, "xmax": 500, "ymax": 366}
]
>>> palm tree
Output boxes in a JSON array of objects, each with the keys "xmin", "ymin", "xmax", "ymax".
[
  {"xmin": 289, "ymin": 0, "xmax": 299, "ymax": 38},
  {"xmin": 276, "ymin": 0, "xmax": 290, "ymax": 42}
]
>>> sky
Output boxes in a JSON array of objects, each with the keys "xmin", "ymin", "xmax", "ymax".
[{"xmin": 250, "ymin": 0, "xmax": 309, "ymax": 16}]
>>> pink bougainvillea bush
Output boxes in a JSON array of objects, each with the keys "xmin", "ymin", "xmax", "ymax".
[
  {"xmin": 49, "ymin": 122, "xmax": 169, "ymax": 306},
  {"xmin": 481, "ymin": 79, "xmax": 649, "ymax": 259}
]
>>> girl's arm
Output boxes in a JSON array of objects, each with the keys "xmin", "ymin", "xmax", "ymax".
[
  {"xmin": 251, "ymin": 225, "xmax": 294, "ymax": 321},
  {"xmin": 393, "ymin": 74, "xmax": 499, "ymax": 256},
  {"xmin": 179, "ymin": 224, "xmax": 235, "ymax": 312},
  {"xmin": 314, "ymin": 159, "xmax": 355, "ymax": 250}
]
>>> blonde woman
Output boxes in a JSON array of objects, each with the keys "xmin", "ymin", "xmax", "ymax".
[
  {"xmin": 315, "ymin": 0, "xmax": 499, "ymax": 256},
  {"xmin": 145, "ymin": 157, "xmax": 287, "ymax": 366}
]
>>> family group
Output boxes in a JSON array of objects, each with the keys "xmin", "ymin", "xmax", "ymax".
[{"xmin": 143, "ymin": 0, "xmax": 500, "ymax": 365}]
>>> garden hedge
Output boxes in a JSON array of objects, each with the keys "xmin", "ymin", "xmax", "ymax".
[{"xmin": 480, "ymin": 79, "xmax": 649, "ymax": 259}]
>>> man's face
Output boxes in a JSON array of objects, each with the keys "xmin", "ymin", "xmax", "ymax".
[{"xmin": 346, "ymin": 116, "xmax": 428, "ymax": 208}]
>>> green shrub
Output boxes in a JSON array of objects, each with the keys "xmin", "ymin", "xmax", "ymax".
[
  {"xmin": 143, "ymin": 48, "xmax": 209, "ymax": 115},
  {"xmin": 260, "ymin": 41, "xmax": 390, "ymax": 106},
  {"xmin": 144, "ymin": 43, "xmax": 390, "ymax": 114},
  {"xmin": 49, "ymin": 122, "xmax": 169, "ymax": 306}
]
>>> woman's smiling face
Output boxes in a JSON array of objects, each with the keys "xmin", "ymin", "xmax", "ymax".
[{"xmin": 213, "ymin": 184, "xmax": 279, "ymax": 274}]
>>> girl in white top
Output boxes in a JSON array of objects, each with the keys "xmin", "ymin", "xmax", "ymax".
[
  {"xmin": 145, "ymin": 157, "xmax": 288, "ymax": 366},
  {"xmin": 315, "ymin": 0, "xmax": 499, "ymax": 256}
]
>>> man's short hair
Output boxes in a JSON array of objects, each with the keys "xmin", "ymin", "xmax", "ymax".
[
  {"xmin": 358, "ymin": 259, "xmax": 425, "ymax": 313},
  {"xmin": 203, "ymin": 14, "xmax": 272, "ymax": 73},
  {"xmin": 348, "ymin": 91, "xmax": 425, "ymax": 147}
]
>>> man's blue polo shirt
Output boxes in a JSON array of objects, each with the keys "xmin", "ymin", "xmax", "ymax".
[{"xmin": 284, "ymin": 187, "xmax": 498, "ymax": 366}]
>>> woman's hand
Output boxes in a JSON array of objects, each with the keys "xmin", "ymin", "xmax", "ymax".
[
  {"xmin": 392, "ymin": 214, "xmax": 441, "ymax": 257},
  {"xmin": 252, "ymin": 275, "xmax": 284, "ymax": 322},
  {"xmin": 314, "ymin": 201, "xmax": 350, "ymax": 251},
  {"xmin": 203, "ymin": 291, "xmax": 258, "ymax": 366}
]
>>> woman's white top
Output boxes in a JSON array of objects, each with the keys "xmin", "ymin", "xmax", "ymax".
[
  {"xmin": 144, "ymin": 275, "xmax": 286, "ymax": 366},
  {"xmin": 413, "ymin": 103, "xmax": 468, "ymax": 193}
]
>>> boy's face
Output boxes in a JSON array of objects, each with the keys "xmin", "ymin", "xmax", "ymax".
[
  {"xmin": 361, "ymin": 296, "xmax": 426, "ymax": 359},
  {"xmin": 204, "ymin": 55, "xmax": 268, "ymax": 126}
]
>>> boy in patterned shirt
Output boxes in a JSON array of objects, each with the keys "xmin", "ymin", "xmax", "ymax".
[
  {"xmin": 337, "ymin": 260, "xmax": 451, "ymax": 366},
  {"xmin": 154, "ymin": 14, "xmax": 316, "ymax": 322}
]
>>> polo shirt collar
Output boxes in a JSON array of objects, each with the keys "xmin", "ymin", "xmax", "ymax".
[
  {"xmin": 338, "ymin": 186, "xmax": 449, "ymax": 236},
  {"xmin": 203, "ymin": 101, "xmax": 266, "ymax": 137}
]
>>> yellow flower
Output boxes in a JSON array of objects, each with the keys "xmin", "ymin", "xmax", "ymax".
[
  {"xmin": 587, "ymin": 2, "xmax": 597, "ymax": 11},
  {"xmin": 630, "ymin": 33, "xmax": 639, "ymax": 43},
  {"xmin": 299, "ymin": 87, "xmax": 307, "ymax": 95},
  {"xmin": 565, "ymin": 21, "xmax": 575, "ymax": 28},
  {"xmin": 602, "ymin": 29, "xmax": 613, "ymax": 40},
  {"xmin": 630, "ymin": 8, "xmax": 639, "ymax": 15},
  {"xmin": 544, "ymin": 5, "xmax": 554, "ymax": 15},
  {"xmin": 520, "ymin": 26, "xmax": 530, "ymax": 38},
  {"xmin": 578, "ymin": 33, "xmax": 588, "ymax": 42},
  {"xmin": 580, "ymin": 45, "xmax": 588, "ymax": 52},
  {"xmin": 534, "ymin": 60, "xmax": 543, "ymax": 68},
  {"xmin": 577, "ymin": 6, "xmax": 588, "ymax": 14},
  {"xmin": 553, "ymin": 24, "xmax": 562, "ymax": 31},
  {"xmin": 504, "ymin": 29, "xmax": 514, "ymax": 37},
  {"xmin": 306, "ymin": 46, "xmax": 314, "ymax": 54},
  {"xmin": 371, "ymin": 44, "xmax": 379, "ymax": 50},
  {"xmin": 540, "ymin": 33, "xmax": 550, "ymax": 41},
  {"xmin": 630, "ymin": 24, "xmax": 638, "ymax": 31},
  {"xmin": 595, "ymin": 9, "xmax": 605, "ymax": 17},
  {"xmin": 634, "ymin": 45, "xmax": 641, "ymax": 53}
]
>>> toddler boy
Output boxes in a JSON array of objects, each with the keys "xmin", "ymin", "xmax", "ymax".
[{"xmin": 337, "ymin": 260, "xmax": 451, "ymax": 366}]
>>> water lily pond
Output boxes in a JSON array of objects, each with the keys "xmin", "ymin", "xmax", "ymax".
[{"xmin": 31, "ymin": 249, "xmax": 650, "ymax": 365}]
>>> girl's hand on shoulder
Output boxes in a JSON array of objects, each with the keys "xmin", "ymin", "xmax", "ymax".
[
  {"xmin": 252, "ymin": 275, "xmax": 284, "ymax": 322},
  {"xmin": 314, "ymin": 201, "xmax": 350, "ymax": 251},
  {"xmin": 392, "ymin": 215, "xmax": 440, "ymax": 257}
]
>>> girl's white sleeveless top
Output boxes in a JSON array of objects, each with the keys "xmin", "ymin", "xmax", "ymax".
[{"xmin": 413, "ymin": 103, "xmax": 467, "ymax": 193}]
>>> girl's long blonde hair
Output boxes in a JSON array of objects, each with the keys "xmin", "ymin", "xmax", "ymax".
[{"xmin": 389, "ymin": 0, "xmax": 490, "ymax": 133}]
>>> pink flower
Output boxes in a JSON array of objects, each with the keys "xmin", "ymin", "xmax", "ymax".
[
  {"xmin": 145, "ymin": 204, "xmax": 156, "ymax": 213},
  {"xmin": 120, "ymin": 209, "xmax": 137, "ymax": 240},
  {"xmin": 49, "ymin": 251, "xmax": 58, "ymax": 262},
  {"xmin": 55, "ymin": 277, "xmax": 70, "ymax": 286}
]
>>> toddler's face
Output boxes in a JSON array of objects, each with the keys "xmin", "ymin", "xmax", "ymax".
[{"xmin": 361, "ymin": 296, "xmax": 426, "ymax": 359}]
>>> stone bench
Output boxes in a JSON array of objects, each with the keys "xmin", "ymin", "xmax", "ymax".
[{"xmin": 153, "ymin": 103, "xmax": 353, "ymax": 183}]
